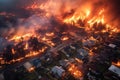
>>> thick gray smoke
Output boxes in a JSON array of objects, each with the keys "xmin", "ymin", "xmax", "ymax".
[{"xmin": 0, "ymin": 0, "xmax": 120, "ymax": 36}]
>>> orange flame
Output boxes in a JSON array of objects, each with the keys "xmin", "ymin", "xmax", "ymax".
[
  {"xmin": 9, "ymin": 33, "xmax": 34, "ymax": 42},
  {"xmin": 61, "ymin": 36, "xmax": 69, "ymax": 41},
  {"xmin": 68, "ymin": 64, "xmax": 82, "ymax": 78},
  {"xmin": 112, "ymin": 61, "xmax": 120, "ymax": 67},
  {"xmin": 12, "ymin": 48, "xmax": 16, "ymax": 54}
]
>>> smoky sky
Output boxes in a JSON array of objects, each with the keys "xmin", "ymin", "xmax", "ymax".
[
  {"xmin": 0, "ymin": 0, "xmax": 44, "ymax": 17},
  {"xmin": 0, "ymin": 0, "xmax": 47, "ymax": 31},
  {"xmin": 0, "ymin": 0, "xmax": 119, "ymax": 18},
  {"xmin": 0, "ymin": 0, "xmax": 120, "ymax": 31},
  {"xmin": 103, "ymin": 0, "xmax": 120, "ymax": 25},
  {"xmin": 109, "ymin": 0, "xmax": 120, "ymax": 16}
]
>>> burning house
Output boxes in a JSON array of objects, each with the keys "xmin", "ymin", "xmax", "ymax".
[
  {"xmin": 23, "ymin": 62, "xmax": 34, "ymax": 72},
  {"xmin": 0, "ymin": 0, "xmax": 120, "ymax": 80}
]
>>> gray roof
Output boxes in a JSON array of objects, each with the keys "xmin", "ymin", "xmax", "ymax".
[
  {"xmin": 77, "ymin": 49, "xmax": 88, "ymax": 56},
  {"xmin": 109, "ymin": 65, "xmax": 120, "ymax": 76},
  {"xmin": 51, "ymin": 66, "xmax": 65, "ymax": 77}
]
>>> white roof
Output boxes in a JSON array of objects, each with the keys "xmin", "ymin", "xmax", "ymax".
[
  {"xmin": 23, "ymin": 62, "xmax": 33, "ymax": 70},
  {"xmin": 109, "ymin": 44, "xmax": 116, "ymax": 48},
  {"xmin": 109, "ymin": 65, "xmax": 120, "ymax": 76},
  {"xmin": 51, "ymin": 66, "xmax": 65, "ymax": 77}
]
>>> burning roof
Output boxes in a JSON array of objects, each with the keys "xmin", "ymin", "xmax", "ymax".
[{"xmin": 0, "ymin": 0, "xmax": 120, "ymax": 79}]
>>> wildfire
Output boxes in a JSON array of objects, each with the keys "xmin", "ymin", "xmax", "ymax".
[
  {"xmin": 25, "ymin": 47, "xmax": 47, "ymax": 58},
  {"xmin": 1, "ymin": 0, "xmax": 120, "ymax": 69},
  {"xmin": 63, "ymin": 9, "xmax": 91, "ymax": 24},
  {"xmin": 25, "ymin": 0, "xmax": 120, "ymax": 36},
  {"xmin": 63, "ymin": 7, "xmax": 120, "ymax": 35},
  {"xmin": 9, "ymin": 33, "xmax": 34, "ymax": 42},
  {"xmin": 46, "ymin": 40, "xmax": 55, "ymax": 47},
  {"xmin": 63, "ymin": 8, "xmax": 104, "ymax": 26},
  {"xmin": 88, "ymin": 9, "xmax": 105, "ymax": 25},
  {"xmin": 41, "ymin": 37, "xmax": 55, "ymax": 47},
  {"xmin": 11, "ymin": 57, "xmax": 24, "ymax": 63},
  {"xmin": 68, "ymin": 63, "xmax": 82, "ymax": 78},
  {"xmin": 25, "ymin": 51, "xmax": 39, "ymax": 58}
]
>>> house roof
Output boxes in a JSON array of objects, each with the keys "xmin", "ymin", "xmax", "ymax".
[
  {"xmin": 77, "ymin": 49, "xmax": 88, "ymax": 59},
  {"xmin": 23, "ymin": 62, "xmax": 33, "ymax": 70},
  {"xmin": 30, "ymin": 58, "xmax": 41, "ymax": 67},
  {"xmin": 51, "ymin": 66, "xmax": 65, "ymax": 77},
  {"xmin": 108, "ymin": 44, "xmax": 116, "ymax": 48},
  {"xmin": 109, "ymin": 65, "xmax": 120, "ymax": 76}
]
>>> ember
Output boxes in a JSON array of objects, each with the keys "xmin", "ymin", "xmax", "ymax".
[
  {"xmin": 61, "ymin": 36, "xmax": 69, "ymax": 41},
  {"xmin": 112, "ymin": 61, "xmax": 120, "ymax": 67},
  {"xmin": 68, "ymin": 63, "xmax": 82, "ymax": 78}
]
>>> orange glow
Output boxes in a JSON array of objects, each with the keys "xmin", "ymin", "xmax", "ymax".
[
  {"xmin": 88, "ymin": 9, "xmax": 105, "ymax": 25},
  {"xmin": 41, "ymin": 37, "xmax": 49, "ymax": 41},
  {"xmin": 63, "ymin": 10, "xmax": 91, "ymax": 24},
  {"xmin": 25, "ymin": 51, "xmax": 39, "ymax": 58},
  {"xmin": 46, "ymin": 40, "xmax": 55, "ymax": 46},
  {"xmin": 28, "ymin": 67, "xmax": 35, "ymax": 72},
  {"xmin": 61, "ymin": 36, "xmax": 69, "ymax": 41},
  {"xmin": 46, "ymin": 32, "xmax": 54, "ymax": 37},
  {"xmin": 8, "ymin": 46, "xmax": 47, "ymax": 64},
  {"xmin": 9, "ymin": 33, "xmax": 33, "ymax": 42},
  {"xmin": 25, "ymin": 0, "xmax": 120, "ymax": 35},
  {"xmin": 24, "ymin": 42, "xmax": 29, "ymax": 50},
  {"xmin": 25, "ymin": 47, "xmax": 47, "ymax": 58},
  {"xmin": 10, "ymin": 57, "xmax": 24, "ymax": 63},
  {"xmin": 89, "ymin": 50, "xmax": 94, "ymax": 56},
  {"xmin": 89, "ymin": 36, "xmax": 97, "ymax": 41},
  {"xmin": 112, "ymin": 61, "xmax": 120, "ymax": 67},
  {"xmin": 0, "ymin": 58, "xmax": 5, "ymax": 64},
  {"xmin": 75, "ymin": 58, "xmax": 83, "ymax": 64},
  {"xmin": 41, "ymin": 37, "xmax": 55, "ymax": 47},
  {"xmin": 12, "ymin": 48, "xmax": 16, "ymax": 54},
  {"xmin": 2, "ymin": 0, "xmax": 120, "ymax": 66},
  {"xmin": 68, "ymin": 64, "xmax": 82, "ymax": 78}
]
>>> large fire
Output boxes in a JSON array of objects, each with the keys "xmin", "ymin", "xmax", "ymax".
[
  {"xmin": 0, "ymin": 0, "xmax": 120, "ymax": 79},
  {"xmin": 0, "ymin": 0, "xmax": 119, "ymax": 67},
  {"xmin": 26, "ymin": 0, "xmax": 119, "ymax": 34}
]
